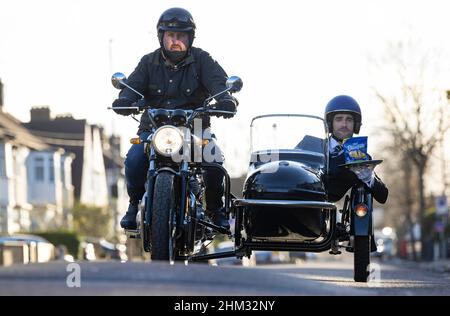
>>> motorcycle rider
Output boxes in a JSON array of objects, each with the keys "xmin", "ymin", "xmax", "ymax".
[
  {"xmin": 112, "ymin": 7, "xmax": 237, "ymax": 230},
  {"xmin": 324, "ymin": 95, "xmax": 388, "ymax": 203}
]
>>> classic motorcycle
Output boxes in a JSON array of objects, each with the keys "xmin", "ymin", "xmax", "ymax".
[
  {"xmin": 191, "ymin": 114, "xmax": 381, "ymax": 282},
  {"xmin": 110, "ymin": 72, "xmax": 243, "ymax": 262}
]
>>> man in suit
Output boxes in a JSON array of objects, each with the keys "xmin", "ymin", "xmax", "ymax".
[{"xmin": 324, "ymin": 95, "xmax": 388, "ymax": 203}]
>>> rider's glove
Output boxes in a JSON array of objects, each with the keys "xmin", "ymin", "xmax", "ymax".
[
  {"xmin": 211, "ymin": 99, "xmax": 236, "ymax": 119},
  {"xmin": 112, "ymin": 98, "xmax": 138, "ymax": 116},
  {"xmin": 352, "ymin": 166, "xmax": 375, "ymax": 187}
]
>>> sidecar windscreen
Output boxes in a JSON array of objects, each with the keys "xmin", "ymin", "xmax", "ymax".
[{"xmin": 250, "ymin": 115, "xmax": 327, "ymax": 169}]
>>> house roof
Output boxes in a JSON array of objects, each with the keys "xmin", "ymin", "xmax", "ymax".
[
  {"xmin": 0, "ymin": 111, "xmax": 49, "ymax": 150},
  {"xmin": 23, "ymin": 113, "xmax": 124, "ymax": 199}
]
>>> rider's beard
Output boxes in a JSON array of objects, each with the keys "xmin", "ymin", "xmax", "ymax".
[
  {"xmin": 336, "ymin": 129, "xmax": 352, "ymax": 141},
  {"xmin": 333, "ymin": 131, "xmax": 348, "ymax": 142},
  {"xmin": 164, "ymin": 49, "xmax": 187, "ymax": 64}
]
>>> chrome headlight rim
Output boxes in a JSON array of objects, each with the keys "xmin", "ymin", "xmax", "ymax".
[{"xmin": 152, "ymin": 126, "xmax": 184, "ymax": 157}]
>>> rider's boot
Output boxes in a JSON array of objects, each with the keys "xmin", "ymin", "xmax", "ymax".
[
  {"xmin": 208, "ymin": 207, "xmax": 230, "ymax": 230},
  {"xmin": 120, "ymin": 203, "xmax": 139, "ymax": 230}
]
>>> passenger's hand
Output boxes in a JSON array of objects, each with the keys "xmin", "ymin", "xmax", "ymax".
[
  {"xmin": 112, "ymin": 98, "xmax": 138, "ymax": 116},
  {"xmin": 211, "ymin": 100, "xmax": 236, "ymax": 119}
]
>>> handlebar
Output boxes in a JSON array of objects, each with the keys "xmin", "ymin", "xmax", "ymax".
[
  {"xmin": 107, "ymin": 106, "xmax": 140, "ymax": 110},
  {"xmin": 107, "ymin": 104, "xmax": 236, "ymax": 121},
  {"xmin": 109, "ymin": 73, "xmax": 241, "ymax": 122}
]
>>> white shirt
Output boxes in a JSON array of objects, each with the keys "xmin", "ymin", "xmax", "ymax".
[{"xmin": 329, "ymin": 137, "xmax": 343, "ymax": 155}]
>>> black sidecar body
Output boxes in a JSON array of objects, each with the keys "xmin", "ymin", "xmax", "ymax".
[
  {"xmin": 193, "ymin": 114, "xmax": 377, "ymax": 282},
  {"xmin": 233, "ymin": 114, "xmax": 336, "ymax": 252}
]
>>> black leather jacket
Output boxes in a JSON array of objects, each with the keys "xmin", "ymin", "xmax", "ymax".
[{"xmin": 118, "ymin": 47, "xmax": 237, "ymax": 134}]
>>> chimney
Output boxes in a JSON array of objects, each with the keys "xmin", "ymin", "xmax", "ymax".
[
  {"xmin": 30, "ymin": 107, "xmax": 51, "ymax": 122},
  {"xmin": 0, "ymin": 78, "xmax": 4, "ymax": 111}
]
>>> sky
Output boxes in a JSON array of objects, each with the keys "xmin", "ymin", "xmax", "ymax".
[{"xmin": 1, "ymin": 0, "xmax": 450, "ymax": 178}]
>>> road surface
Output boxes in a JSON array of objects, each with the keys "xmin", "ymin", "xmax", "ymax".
[{"xmin": 0, "ymin": 254, "xmax": 449, "ymax": 296}]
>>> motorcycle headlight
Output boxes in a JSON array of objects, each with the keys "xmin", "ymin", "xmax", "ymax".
[{"xmin": 152, "ymin": 126, "xmax": 184, "ymax": 157}]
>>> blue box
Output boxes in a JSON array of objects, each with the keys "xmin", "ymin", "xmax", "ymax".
[{"xmin": 343, "ymin": 136, "xmax": 368, "ymax": 163}]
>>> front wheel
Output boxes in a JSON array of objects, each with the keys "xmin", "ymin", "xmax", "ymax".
[
  {"xmin": 151, "ymin": 172, "xmax": 175, "ymax": 261},
  {"xmin": 354, "ymin": 236, "xmax": 370, "ymax": 282}
]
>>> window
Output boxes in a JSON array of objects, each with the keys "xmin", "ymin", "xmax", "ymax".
[
  {"xmin": 111, "ymin": 184, "xmax": 118, "ymax": 198},
  {"xmin": 60, "ymin": 160, "xmax": 65, "ymax": 185},
  {"xmin": 12, "ymin": 147, "xmax": 20, "ymax": 176},
  {"xmin": 34, "ymin": 157, "xmax": 44, "ymax": 182},
  {"xmin": 49, "ymin": 157, "xmax": 54, "ymax": 183},
  {"xmin": 0, "ymin": 143, "xmax": 5, "ymax": 177}
]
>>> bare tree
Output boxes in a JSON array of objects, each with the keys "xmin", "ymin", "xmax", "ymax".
[
  {"xmin": 378, "ymin": 134, "xmax": 420, "ymax": 260},
  {"xmin": 370, "ymin": 39, "xmax": 450, "ymax": 260}
]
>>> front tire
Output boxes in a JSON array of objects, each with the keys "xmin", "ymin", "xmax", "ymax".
[
  {"xmin": 354, "ymin": 236, "xmax": 370, "ymax": 282},
  {"xmin": 151, "ymin": 172, "xmax": 175, "ymax": 261}
]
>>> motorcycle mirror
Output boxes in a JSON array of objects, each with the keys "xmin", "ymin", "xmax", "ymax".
[
  {"xmin": 111, "ymin": 72, "xmax": 127, "ymax": 89},
  {"xmin": 111, "ymin": 72, "xmax": 145, "ymax": 98},
  {"xmin": 226, "ymin": 76, "xmax": 243, "ymax": 93}
]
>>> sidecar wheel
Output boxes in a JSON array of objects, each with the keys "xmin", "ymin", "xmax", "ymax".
[
  {"xmin": 151, "ymin": 172, "xmax": 175, "ymax": 261},
  {"xmin": 354, "ymin": 236, "xmax": 370, "ymax": 282}
]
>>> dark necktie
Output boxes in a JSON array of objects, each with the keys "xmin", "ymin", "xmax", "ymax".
[{"xmin": 331, "ymin": 144, "xmax": 343, "ymax": 158}]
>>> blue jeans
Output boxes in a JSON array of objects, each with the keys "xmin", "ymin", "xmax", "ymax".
[{"xmin": 124, "ymin": 132, "xmax": 224, "ymax": 211}]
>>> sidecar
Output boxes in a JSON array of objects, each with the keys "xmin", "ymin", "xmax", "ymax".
[
  {"xmin": 191, "ymin": 114, "xmax": 375, "ymax": 282},
  {"xmin": 232, "ymin": 114, "xmax": 337, "ymax": 254}
]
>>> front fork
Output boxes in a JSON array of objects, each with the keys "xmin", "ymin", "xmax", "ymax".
[
  {"xmin": 331, "ymin": 184, "xmax": 373, "ymax": 254},
  {"xmin": 177, "ymin": 161, "xmax": 189, "ymax": 239},
  {"xmin": 143, "ymin": 147, "xmax": 156, "ymax": 252}
]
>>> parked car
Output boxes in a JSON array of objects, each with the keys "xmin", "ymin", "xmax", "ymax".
[
  {"xmin": 373, "ymin": 227, "xmax": 397, "ymax": 260},
  {"xmin": 98, "ymin": 239, "xmax": 128, "ymax": 261},
  {"xmin": 288, "ymin": 251, "xmax": 318, "ymax": 264},
  {"xmin": 54, "ymin": 244, "xmax": 74, "ymax": 262},
  {"xmin": 0, "ymin": 234, "xmax": 55, "ymax": 264},
  {"xmin": 82, "ymin": 237, "xmax": 128, "ymax": 262},
  {"xmin": 253, "ymin": 251, "xmax": 275, "ymax": 264},
  {"xmin": 252, "ymin": 251, "xmax": 292, "ymax": 264}
]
